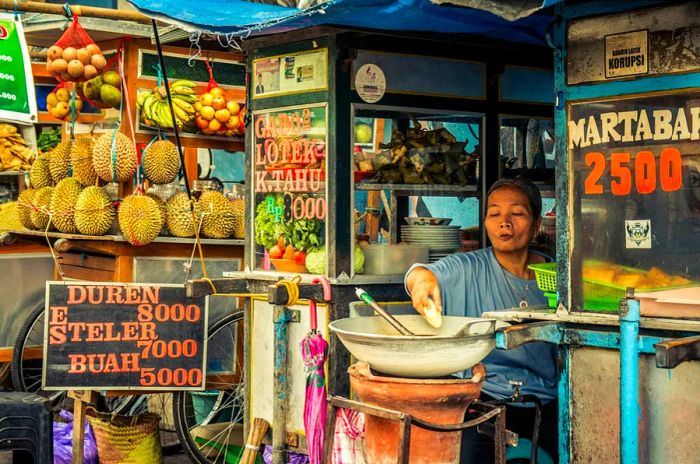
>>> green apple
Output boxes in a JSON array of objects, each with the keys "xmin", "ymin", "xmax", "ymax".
[{"xmin": 354, "ymin": 123, "xmax": 373, "ymax": 144}]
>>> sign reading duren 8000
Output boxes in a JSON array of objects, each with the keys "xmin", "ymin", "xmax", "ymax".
[{"xmin": 43, "ymin": 282, "xmax": 208, "ymax": 391}]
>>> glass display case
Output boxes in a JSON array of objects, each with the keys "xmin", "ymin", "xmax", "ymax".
[
  {"xmin": 569, "ymin": 91, "xmax": 700, "ymax": 313},
  {"xmin": 351, "ymin": 104, "xmax": 483, "ymax": 274}
]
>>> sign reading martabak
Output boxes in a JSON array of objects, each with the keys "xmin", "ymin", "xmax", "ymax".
[{"xmin": 43, "ymin": 282, "xmax": 208, "ymax": 391}]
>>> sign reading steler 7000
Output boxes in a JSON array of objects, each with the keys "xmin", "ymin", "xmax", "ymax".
[{"xmin": 43, "ymin": 282, "xmax": 208, "ymax": 391}]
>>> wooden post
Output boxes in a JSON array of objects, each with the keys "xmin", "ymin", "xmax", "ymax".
[{"xmin": 68, "ymin": 390, "xmax": 98, "ymax": 464}]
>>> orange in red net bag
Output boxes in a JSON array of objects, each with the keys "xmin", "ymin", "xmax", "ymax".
[
  {"xmin": 46, "ymin": 15, "xmax": 107, "ymax": 83},
  {"xmin": 194, "ymin": 59, "xmax": 245, "ymax": 137},
  {"xmin": 46, "ymin": 82, "xmax": 83, "ymax": 121}
]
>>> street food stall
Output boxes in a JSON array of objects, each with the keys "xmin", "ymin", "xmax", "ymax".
[{"xmin": 161, "ymin": 5, "xmax": 556, "ymax": 462}]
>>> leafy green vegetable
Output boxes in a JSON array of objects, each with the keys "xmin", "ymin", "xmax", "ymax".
[
  {"xmin": 288, "ymin": 214, "xmax": 322, "ymax": 252},
  {"xmin": 254, "ymin": 196, "xmax": 287, "ymax": 251},
  {"xmin": 37, "ymin": 127, "xmax": 62, "ymax": 153}
]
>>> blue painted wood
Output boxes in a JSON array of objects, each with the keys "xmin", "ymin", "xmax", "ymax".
[
  {"xmin": 501, "ymin": 66, "xmax": 554, "ymax": 104},
  {"xmin": 566, "ymin": 73, "xmax": 700, "ymax": 102},
  {"xmin": 620, "ymin": 299, "xmax": 641, "ymax": 464},
  {"xmin": 557, "ymin": 345, "xmax": 571, "ymax": 464}
]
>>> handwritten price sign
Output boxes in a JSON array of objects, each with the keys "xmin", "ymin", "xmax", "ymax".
[{"xmin": 43, "ymin": 282, "xmax": 208, "ymax": 391}]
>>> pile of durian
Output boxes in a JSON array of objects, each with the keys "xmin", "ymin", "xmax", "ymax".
[{"xmin": 15, "ymin": 131, "xmax": 245, "ymax": 245}]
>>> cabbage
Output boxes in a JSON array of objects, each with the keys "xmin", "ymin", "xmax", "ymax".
[
  {"xmin": 304, "ymin": 246, "xmax": 365, "ymax": 274},
  {"xmin": 306, "ymin": 248, "xmax": 326, "ymax": 274}
]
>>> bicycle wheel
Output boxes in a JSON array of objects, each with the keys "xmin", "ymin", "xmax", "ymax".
[
  {"xmin": 173, "ymin": 311, "xmax": 245, "ymax": 464},
  {"xmin": 11, "ymin": 302, "xmax": 59, "ymax": 401}
]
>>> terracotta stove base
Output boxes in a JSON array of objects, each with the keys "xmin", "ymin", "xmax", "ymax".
[{"xmin": 348, "ymin": 362, "xmax": 486, "ymax": 464}]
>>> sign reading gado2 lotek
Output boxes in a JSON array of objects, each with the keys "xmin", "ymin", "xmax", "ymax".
[{"xmin": 43, "ymin": 282, "xmax": 208, "ymax": 391}]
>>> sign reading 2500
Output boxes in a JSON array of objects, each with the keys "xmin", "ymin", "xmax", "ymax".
[{"xmin": 568, "ymin": 93, "xmax": 700, "ymax": 196}]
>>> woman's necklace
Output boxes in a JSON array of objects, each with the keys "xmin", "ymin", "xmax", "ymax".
[{"xmin": 501, "ymin": 265, "xmax": 530, "ymax": 309}]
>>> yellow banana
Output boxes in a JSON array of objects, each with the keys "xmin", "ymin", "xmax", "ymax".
[
  {"xmin": 172, "ymin": 93, "xmax": 198, "ymax": 104},
  {"xmin": 171, "ymin": 85, "xmax": 196, "ymax": 96},
  {"xmin": 170, "ymin": 79, "xmax": 197, "ymax": 89},
  {"xmin": 171, "ymin": 103, "xmax": 191, "ymax": 122},
  {"xmin": 171, "ymin": 97, "xmax": 195, "ymax": 114}
]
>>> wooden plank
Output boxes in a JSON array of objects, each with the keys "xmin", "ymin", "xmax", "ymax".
[
  {"xmin": 0, "ymin": 346, "xmax": 42, "ymax": 363},
  {"xmin": 59, "ymin": 253, "xmax": 117, "ymax": 272},
  {"xmin": 61, "ymin": 264, "xmax": 114, "ymax": 282}
]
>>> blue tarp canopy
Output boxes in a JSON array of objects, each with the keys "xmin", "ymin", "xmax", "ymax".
[{"xmin": 127, "ymin": 0, "xmax": 561, "ymax": 46}]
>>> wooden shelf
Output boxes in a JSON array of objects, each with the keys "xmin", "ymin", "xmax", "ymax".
[
  {"xmin": 4, "ymin": 229, "xmax": 244, "ymax": 246},
  {"xmin": 355, "ymin": 183, "xmax": 478, "ymax": 196}
]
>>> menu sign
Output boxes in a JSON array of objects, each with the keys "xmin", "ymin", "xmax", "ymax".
[
  {"xmin": 43, "ymin": 282, "xmax": 208, "ymax": 391},
  {"xmin": 0, "ymin": 14, "xmax": 37, "ymax": 124},
  {"xmin": 252, "ymin": 104, "xmax": 327, "ymax": 270},
  {"xmin": 569, "ymin": 93, "xmax": 693, "ymax": 197}
]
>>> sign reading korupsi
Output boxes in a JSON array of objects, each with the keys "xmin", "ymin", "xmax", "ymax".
[
  {"xmin": 604, "ymin": 30, "xmax": 648, "ymax": 78},
  {"xmin": 43, "ymin": 282, "xmax": 208, "ymax": 390}
]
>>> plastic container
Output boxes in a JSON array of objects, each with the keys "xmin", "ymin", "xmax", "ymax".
[{"xmin": 361, "ymin": 243, "xmax": 429, "ymax": 275}]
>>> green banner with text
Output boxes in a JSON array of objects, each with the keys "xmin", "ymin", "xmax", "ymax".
[{"xmin": 0, "ymin": 14, "xmax": 37, "ymax": 124}]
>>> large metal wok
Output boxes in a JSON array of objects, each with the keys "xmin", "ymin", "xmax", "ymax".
[{"xmin": 329, "ymin": 315, "xmax": 509, "ymax": 378}]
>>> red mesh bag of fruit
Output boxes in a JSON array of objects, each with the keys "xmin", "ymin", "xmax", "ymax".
[
  {"xmin": 46, "ymin": 82, "xmax": 83, "ymax": 122},
  {"xmin": 46, "ymin": 15, "xmax": 106, "ymax": 83},
  {"xmin": 194, "ymin": 59, "xmax": 245, "ymax": 137},
  {"xmin": 78, "ymin": 47, "xmax": 123, "ymax": 110}
]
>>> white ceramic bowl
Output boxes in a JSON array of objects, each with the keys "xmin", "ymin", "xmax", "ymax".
[
  {"xmin": 404, "ymin": 217, "xmax": 453, "ymax": 226},
  {"xmin": 329, "ymin": 315, "xmax": 509, "ymax": 378}
]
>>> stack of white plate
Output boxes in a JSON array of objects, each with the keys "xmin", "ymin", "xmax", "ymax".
[{"xmin": 400, "ymin": 225, "xmax": 462, "ymax": 263}]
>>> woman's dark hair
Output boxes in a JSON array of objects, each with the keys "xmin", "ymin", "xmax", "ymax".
[{"xmin": 486, "ymin": 177, "xmax": 542, "ymax": 218}]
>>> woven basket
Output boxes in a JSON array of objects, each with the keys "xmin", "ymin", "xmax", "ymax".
[{"xmin": 86, "ymin": 407, "xmax": 163, "ymax": 464}]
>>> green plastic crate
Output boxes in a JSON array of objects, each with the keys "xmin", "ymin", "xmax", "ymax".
[{"xmin": 529, "ymin": 262, "xmax": 557, "ymax": 293}]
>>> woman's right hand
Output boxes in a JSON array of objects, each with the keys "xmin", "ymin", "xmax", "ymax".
[{"xmin": 406, "ymin": 266, "xmax": 442, "ymax": 316}]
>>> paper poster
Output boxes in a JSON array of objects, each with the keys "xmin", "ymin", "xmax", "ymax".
[
  {"xmin": 625, "ymin": 219, "xmax": 651, "ymax": 249},
  {"xmin": 605, "ymin": 30, "xmax": 649, "ymax": 78},
  {"xmin": 354, "ymin": 63, "xmax": 386, "ymax": 103},
  {"xmin": 252, "ymin": 49, "xmax": 328, "ymax": 99}
]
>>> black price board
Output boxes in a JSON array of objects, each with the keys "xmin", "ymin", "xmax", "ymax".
[{"xmin": 42, "ymin": 282, "xmax": 208, "ymax": 391}]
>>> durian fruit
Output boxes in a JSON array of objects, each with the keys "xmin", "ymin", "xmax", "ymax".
[
  {"xmin": 30, "ymin": 186, "xmax": 54, "ymax": 230},
  {"xmin": 166, "ymin": 192, "xmax": 194, "ymax": 238},
  {"xmin": 70, "ymin": 136, "xmax": 97, "ymax": 186},
  {"xmin": 146, "ymin": 192, "xmax": 167, "ymax": 232},
  {"xmin": 29, "ymin": 155, "xmax": 52, "ymax": 189},
  {"xmin": 142, "ymin": 140, "xmax": 180, "ymax": 185},
  {"xmin": 50, "ymin": 177, "xmax": 83, "ymax": 233},
  {"xmin": 230, "ymin": 197, "xmax": 245, "ymax": 239},
  {"xmin": 17, "ymin": 189, "xmax": 36, "ymax": 229},
  {"xmin": 118, "ymin": 194, "xmax": 162, "ymax": 246},
  {"xmin": 74, "ymin": 186, "xmax": 115, "ymax": 236},
  {"xmin": 0, "ymin": 202, "xmax": 22, "ymax": 232},
  {"xmin": 92, "ymin": 131, "xmax": 138, "ymax": 182},
  {"xmin": 195, "ymin": 191, "xmax": 236, "ymax": 239},
  {"xmin": 49, "ymin": 140, "xmax": 72, "ymax": 183}
]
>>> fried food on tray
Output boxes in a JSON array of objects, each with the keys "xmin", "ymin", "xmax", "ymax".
[{"xmin": 583, "ymin": 261, "xmax": 692, "ymax": 289}]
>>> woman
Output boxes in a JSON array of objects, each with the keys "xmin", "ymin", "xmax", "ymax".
[{"xmin": 405, "ymin": 177, "xmax": 558, "ymax": 462}]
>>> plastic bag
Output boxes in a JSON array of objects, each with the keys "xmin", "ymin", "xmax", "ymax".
[
  {"xmin": 53, "ymin": 410, "xmax": 98, "ymax": 464},
  {"xmin": 332, "ymin": 408, "xmax": 367, "ymax": 464},
  {"xmin": 263, "ymin": 445, "xmax": 309, "ymax": 464},
  {"xmin": 46, "ymin": 15, "xmax": 106, "ymax": 82},
  {"xmin": 194, "ymin": 59, "xmax": 245, "ymax": 136},
  {"xmin": 46, "ymin": 81, "xmax": 82, "ymax": 121}
]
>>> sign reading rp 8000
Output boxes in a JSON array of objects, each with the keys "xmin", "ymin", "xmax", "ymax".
[{"xmin": 43, "ymin": 282, "xmax": 208, "ymax": 391}]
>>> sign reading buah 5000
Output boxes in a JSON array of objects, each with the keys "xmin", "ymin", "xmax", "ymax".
[{"xmin": 43, "ymin": 283, "xmax": 208, "ymax": 391}]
